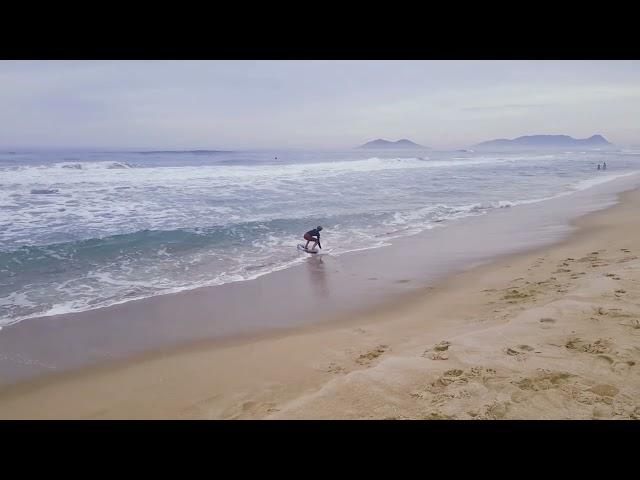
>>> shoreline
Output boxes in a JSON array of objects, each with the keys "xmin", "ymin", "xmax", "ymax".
[
  {"xmin": 3, "ymin": 170, "xmax": 636, "ymax": 332},
  {"xmin": 1, "ymin": 173, "xmax": 638, "ymax": 387},
  {"xmin": 1, "ymin": 185, "xmax": 640, "ymax": 418}
]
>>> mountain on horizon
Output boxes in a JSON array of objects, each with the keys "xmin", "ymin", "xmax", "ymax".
[
  {"xmin": 474, "ymin": 134, "xmax": 613, "ymax": 149},
  {"xmin": 358, "ymin": 139, "xmax": 427, "ymax": 149}
]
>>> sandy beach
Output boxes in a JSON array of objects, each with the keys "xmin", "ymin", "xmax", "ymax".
[{"xmin": 1, "ymin": 186, "xmax": 640, "ymax": 419}]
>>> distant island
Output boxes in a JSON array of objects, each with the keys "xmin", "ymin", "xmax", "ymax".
[
  {"xmin": 134, "ymin": 150, "xmax": 233, "ymax": 155},
  {"xmin": 358, "ymin": 139, "xmax": 428, "ymax": 149},
  {"xmin": 474, "ymin": 134, "xmax": 613, "ymax": 149}
]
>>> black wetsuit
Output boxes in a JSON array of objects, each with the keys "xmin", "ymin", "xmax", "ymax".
[
  {"xmin": 306, "ymin": 228, "xmax": 321, "ymax": 239},
  {"xmin": 304, "ymin": 229, "xmax": 321, "ymax": 248}
]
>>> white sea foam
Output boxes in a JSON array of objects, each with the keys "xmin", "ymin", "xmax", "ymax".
[
  {"xmin": 0, "ymin": 155, "xmax": 523, "ymax": 187},
  {"xmin": 2, "ymin": 150, "xmax": 640, "ymax": 328}
]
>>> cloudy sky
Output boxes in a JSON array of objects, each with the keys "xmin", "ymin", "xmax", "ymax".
[{"xmin": 1, "ymin": 60, "xmax": 639, "ymax": 150}]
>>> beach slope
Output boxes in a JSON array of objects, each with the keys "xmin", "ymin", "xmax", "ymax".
[{"xmin": 1, "ymin": 190, "xmax": 640, "ymax": 419}]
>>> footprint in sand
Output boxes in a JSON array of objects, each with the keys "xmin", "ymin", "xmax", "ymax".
[
  {"xmin": 430, "ymin": 369, "xmax": 467, "ymax": 389},
  {"xmin": 505, "ymin": 344, "xmax": 535, "ymax": 360},
  {"xmin": 431, "ymin": 367, "xmax": 497, "ymax": 391},
  {"xmin": 325, "ymin": 362, "xmax": 348, "ymax": 374},
  {"xmin": 413, "ymin": 367, "xmax": 503, "ymax": 419},
  {"xmin": 593, "ymin": 306, "xmax": 610, "ymax": 316},
  {"xmin": 429, "ymin": 388, "xmax": 473, "ymax": 408},
  {"xmin": 589, "ymin": 384, "xmax": 620, "ymax": 397},
  {"xmin": 467, "ymin": 366, "xmax": 497, "ymax": 380},
  {"xmin": 604, "ymin": 273, "xmax": 623, "ymax": 280},
  {"xmin": 590, "ymin": 384, "xmax": 619, "ymax": 398},
  {"xmin": 621, "ymin": 319, "xmax": 640, "ymax": 330},
  {"xmin": 612, "ymin": 359, "xmax": 636, "ymax": 374},
  {"xmin": 572, "ymin": 384, "xmax": 620, "ymax": 411},
  {"xmin": 429, "ymin": 351, "xmax": 449, "ymax": 360},
  {"xmin": 471, "ymin": 400, "xmax": 511, "ymax": 420},
  {"xmin": 502, "ymin": 288, "xmax": 534, "ymax": 303},
  {"xmin": 553, "ymin": 268, "xmax": 572, "ymax": 274},
  {"xmin": 506, "ymin": 348, "xmax": 524, "ymax": 357},
  {"xmin": 423, "ymin": 341, "xmax": 451, "ymax": 360},
  {"xmin": 565, "ymin": 337, "xmax": 612, "ymax": 354},
  {"xmin": 596, "ymin": 354, "xmax": 615, "ymax": 365},
  {"xmin": 355, "ymin": 345, "xmax": 389, "ymax": 366},
  {"xmin": 512, "ymin": 369, "xmax": 574, "ymax": 392},
  {"xmin": 433, "ymin": 341, "xmax": 451, "ymax": 352},
  {"xmin": 412, "ymin": 366, "xmax": 500, "ymax": 413},
  {"xmin": 539, "ymin": 317, "xmax": 557, "ymax": 328}
]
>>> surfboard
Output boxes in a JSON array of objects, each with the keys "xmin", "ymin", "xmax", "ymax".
[
  {"xmin": 297, "ymin": 244, "xmax": 333, "ymax": 255},
  {"xmin": 297, "ymin": 244, "xmax": 318, "ymax": 254}
]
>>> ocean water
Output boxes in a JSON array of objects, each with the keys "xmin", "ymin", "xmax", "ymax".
[{"xmin": 1, "ymin": 148, "xmax": 639, "ymax": 328}]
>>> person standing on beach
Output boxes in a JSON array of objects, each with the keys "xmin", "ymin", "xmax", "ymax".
[
  {"xmin": 304, "ymin": 226, "xmax": 323, "ymax": 251},
  {"xmin": 597, "ymin": 164, "xmax": 601, "ymax": 170},
  {"xmin": 603, "ymin": 162, "xmax": 607, "ymax": 170}
]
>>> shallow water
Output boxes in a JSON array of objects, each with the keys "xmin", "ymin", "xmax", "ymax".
[{"xmin": 1, "ymin": 147, "xmax": 639, "ymax": 327}]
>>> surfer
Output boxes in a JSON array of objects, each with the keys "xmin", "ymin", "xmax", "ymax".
[
  {"xmin": 603, "ymin": 162, "xmax": 607, "ymax": 170},
  {"xmin": 303, "ymin": 226, "xmax": 323, "ymax": 251},
  {"xmin": 597, "ymin": 164, "xmax": 601, "ymax": 170}
]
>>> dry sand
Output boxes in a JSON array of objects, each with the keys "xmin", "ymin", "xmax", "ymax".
[{"xmin": 1, "ymin": 188, "xmax": 640, "ymax": 419}]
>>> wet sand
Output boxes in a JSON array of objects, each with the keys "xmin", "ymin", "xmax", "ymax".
[{"xmin": 1, "ymin": 186, "xmax": 640, "ymax": 419}]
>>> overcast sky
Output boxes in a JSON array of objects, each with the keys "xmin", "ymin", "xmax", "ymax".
[{"xmin": 1, "ymin": 60, "xmax": 639, "ymax": 150}]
